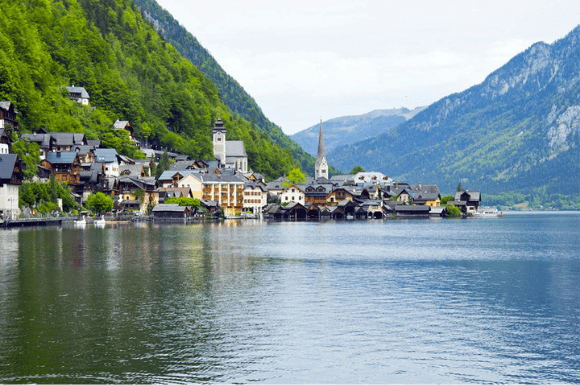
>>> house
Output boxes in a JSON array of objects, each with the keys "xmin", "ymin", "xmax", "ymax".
[
  {"xmin": 326, "ymin": 187, "xmax": 355, "ymax": 205},
  {"xmin": 453, "ymin": 190, "xmax": 481, "ymax": 214},
  {"xmin": 200, "ymin": 174, "xmax": 246, "ymax": 215},
  {"xmin": 304, "ymin": 184, "xmax": 332, "ymax": 206},
  {"xmin": 265, "ymin": 179, "xmax": 285, "ymax": 196},
  {"xmin": 65, "ymin": 85, "xmax": 90, "ymax": 105},
  {"xmin": 395, "ymin": 205, "xmax": 431, "ymax": 218},
  {"xmin": 94, "ymin": 148, "xmax": 120, "ymax": 177},
  {"xmin": 113, "ymin": 120, "xmax": 136, "ymax": 143},
  {"xmin": 0, "ymin": 154, "xmax": 23, "ymax": 220},
  {"xmin": 0, "ymin": 101, "xmax": 19, "ymax": 132},
  {"xmin": 243, "ymin": 183, "xmax": 268, "ymax": 214},
  {"xmin": 0, "ymin": 129, "xmax": 11, "ymax": 154},
  {"xmin": 411, "ymin": 184, "xmax": 441, "ymax": 207},
  {"xmin": 152, "ymin": 203, "xmax": 193, "ymax": 220},
  {"xmin": 176, "ymin": 173, "xmax": 203, "ymax": 199},
  {"xmin": 114, "ymin": 176, "xmax": 158, "ymax": 213},
  {"xmin": 212, "ymin": 118, "xmax": 248, "ymax": 173},
  {"xmin": 41, "ymin": 152, "xmax": 82, "ymax": 187},
  {"xmin": 280, "ymin": 184, "xmax": 305, "ymax": 205},
  {"xmin": 72, "ymin": 145, "xmax": 96, "ymax": 165}
]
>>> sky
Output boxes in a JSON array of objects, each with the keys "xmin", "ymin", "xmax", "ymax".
[{"xmin": 155, "ymin": 0, "xmax": 580, "ymax": 135}]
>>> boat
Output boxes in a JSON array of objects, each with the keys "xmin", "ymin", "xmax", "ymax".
[{"xmin": 473, "ymin": 208, "xmax": 503, "ymax": 217}]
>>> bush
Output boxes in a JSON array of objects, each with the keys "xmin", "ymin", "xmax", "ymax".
[{"xmin": 446, "ymin": 204, "xmax": 462, "ymax": 218}]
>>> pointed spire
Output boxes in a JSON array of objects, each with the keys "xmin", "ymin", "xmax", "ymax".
[{"xmin": 317, "ymin": 118, "xmax": 325, "ymax": 158}]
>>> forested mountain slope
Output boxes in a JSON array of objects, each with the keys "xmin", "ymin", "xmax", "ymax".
[
  {"xmin": 131, "ymin": 0, "xmax": 323, "ymax": 175},
  {"xmin": 292, "ymin": 107, "xmax": 426, "ymax": 157},
  {"xmin": 0, "ymin": 0, "xmax": 295, "ymax": 179},
  {"xmin": 328, "ymin": 26, "xmax": 580, "ymax": 199}
]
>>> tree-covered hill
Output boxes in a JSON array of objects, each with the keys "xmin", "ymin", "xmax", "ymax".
[
  {"xmin": 291, "ymin": 107, "xmax": 426, "ymax": 157},
  {"xmin": 131, "ymin": 0, "xmax": 325, "ymax": 176},
  {"xmin": 0, "ymin": 0, "xmax": 295, "ymax": 179},
  {"xmin": 328, "ymin": 26, "xmax": 580, "ymax": 201}
]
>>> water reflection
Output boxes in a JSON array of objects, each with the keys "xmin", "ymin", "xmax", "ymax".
[{"xmin": 0, "ymin": 213, "xmax": 578, "ymax": 383}]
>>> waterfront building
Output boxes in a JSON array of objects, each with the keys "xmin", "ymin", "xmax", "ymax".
[
  {"xmin": 0, "ymin": 154, "xmax": 23, "ymax": 219},
  {"xmin": 243, "ymin": 183, "xmax": 268, "ymax": 214},
  {"xmin": 281, "ymin": 184, "xmax": 305, "ymax": 205},
  {"xmin": 200, "ymin": 174, "xmax": 245, "ymax": 215},
  {"xmin": 314, "ymin": 119, "xmax": 329, "ymax": 180}
]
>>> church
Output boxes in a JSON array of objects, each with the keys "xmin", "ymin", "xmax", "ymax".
[{"xmin": 212, "ymin": 118, "xmax": 248, "ymax": 173}]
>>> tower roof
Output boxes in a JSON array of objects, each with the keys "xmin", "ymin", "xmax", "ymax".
[
  {"xmin": 213, "ymin": 118, "xmax": 227, "ymax": 133},
  {"xmin": 317, "ymin": 119, "xmax": 326, "ymax": 158}
]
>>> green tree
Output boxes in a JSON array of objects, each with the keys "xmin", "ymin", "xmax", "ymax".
[
  {"xmin": 165, "ymin": 197, "xmax": 200, "ymax": 208},
  {"xmin": 283, "ymin": 167, "xmax": 306, "ymax": 187},
  {"xmin": 457, "ymin": 183, "xmax": 463, "ymax": 192},
  {"xmin": 349, "ymin": 166, "xmax": 365, "ymax": 174},
  {"xmin": 155, "ymin": 150, "xmax": 170, "ymax": 180},
  {"xmin": 441, "ymin": 195, "xmax": 454, "ymax": 205},
  {"xmin": 86, "ymin": 192, "xmax": 114, "ymax": 214},
  {"xmin": 446, "ymin": 204, "xmax": 462, "ymax": 218}
]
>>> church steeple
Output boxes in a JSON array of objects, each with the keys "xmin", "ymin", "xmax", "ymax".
[{"xmin": 315, "ymin": 119, "xmax": 329, "ymax": 180}]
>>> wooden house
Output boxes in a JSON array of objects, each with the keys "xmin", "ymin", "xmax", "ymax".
[
  {"xmin": 0, "ymin": 101, "xmax": 19, "ymax": 132},
  {"xmin": 65, "ymin": 85, "xmax": 90, "ymax": 105},
  {"xmin": 41, "ymin": 152, "xmax": 82, "ymax": 187},
  {"xmin": 326, "ymin": 187, "xmax": 355, "ymax": 205},
  {"xmin": 152, "ymin": 203, "xmax": 193, "ymax": 220}
]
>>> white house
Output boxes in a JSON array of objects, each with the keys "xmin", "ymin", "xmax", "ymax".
[
  {"xmin": 0, "ymin": 154, "xmax": 23, "ymax": 220},
  {"xmin": 281, "ymin": 184, "xmax": 305, "ymax": 205},
  {"xmin": 94, "ymin": 148, "xmax": 120, "ymax": 177},
  {"xmin": 243, "ymin": 183, "xmax": 268, "ymax": 214}
]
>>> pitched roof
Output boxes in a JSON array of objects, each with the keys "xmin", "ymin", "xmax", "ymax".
[
  {"xmin": 94, "ymin": 148, "xmax": 118, "ymax": 163},
  {"xmin": 45, "ymin": 152, "xmax": 78, "ymax": 165},
  {"xmin": 0, "ymin": 101, "xmax": 12, "ymax": 111},
  {"xmin": 113, "ymin": 120, "xmax": 129, "ymax": 129},
  {"xmin": 225, "ymin": 141, "xmax": 247, "ymax": 157},
  {"xmin": 455, "ymin": 190, "xmax": 481, "ymax": 201},
  {"xmin": 0, "ymin": 154, "xmax": 18, "ymax": 180},
  {"xmin": 152, "ymin": 203, "xmax": 189, "ymax": 213},
  {"xmin": 200, "ymin": 174, "xmax": 245, "ymax": 183},
  {"xmin": 66, "ymin": 86, "xmax": 90, "ymax": 99}
]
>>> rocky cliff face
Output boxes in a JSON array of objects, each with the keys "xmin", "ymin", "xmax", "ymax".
[{"xmin": 327, "ymin": 26, "xmax": 580, "ymax": 196}]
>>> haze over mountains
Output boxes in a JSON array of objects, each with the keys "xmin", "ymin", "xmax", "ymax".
[
  {"xmin": 327, "ymin": 26, "xmax": 580, "ymax": 198},
  {"xmin": 291, "ymin": 107, "xmax": 426, "ymax": 157}
]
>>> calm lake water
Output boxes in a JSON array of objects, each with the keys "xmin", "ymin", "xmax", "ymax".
[{"xmin": 0, "ymin": 212, "xmax": 579, "ymax": 383}]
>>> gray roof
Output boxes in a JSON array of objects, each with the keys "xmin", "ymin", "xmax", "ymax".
[
  {"xmin": 73, "ymin": 145, "xmax": 94, "ymax": 156},
  {"xmin": 66, "ymin": 86, "xmax": 90, "ymax": 99},
  {"xmin": 152, "ymin": 203, "xmax": 189, "ymax": 213},
  {"xmin": 200, "ymin": 174, "xmax": 245, "ymax": 183},
  {"xmin": 0, "ymin": 154, "xmax": 18, "ymax": 180},
  {"xmin": 158, "ymin": 169, "xmax": 202, "ymax": 181},
  {"xmin": 395, "ymin": 205, "xmax": 431, "ymax": 212},
  {"xmin": 45, "ymin": 152, "xmax": 78, "ymax": 165},
  {"xmin": 225, "ymin": 141, "xmax": 247, "ymax": 157},
  {"xmin": 244, "ymin": 182, "xmax": 267, "ymax": 192},
  {"xmin": 266, "ymin": 181, "xmax": 285, "ymax": 190},
  {"xmin": 0, "ymin": 101, "xmax": 12, "ymax": 111},
  {"xmin": 455, "ymin": 190, "xmax": 481, "ymax": 201},
  {"xmin": 119, "ymin": 164, "xmax": 144, "ymax": 176},
  {"xmin": 86, "ymin": 140, "xmax": 101, "ymax": 148},
  {"xmin": 94, "ymin": 148, "xmax": 118, "ymax": 163},
  {"xmin": 113, "ymin": 120, "xmax": 129, "ymax": 129}
]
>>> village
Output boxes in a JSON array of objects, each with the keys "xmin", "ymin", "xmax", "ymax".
[{"xmin": 0, "ymin": 88, "xmax": 482, "ymax": 225}]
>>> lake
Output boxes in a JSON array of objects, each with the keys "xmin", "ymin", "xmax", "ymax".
[{"xmin": 0, "ymin": 212, "xmax": 579, "ymax": 383}]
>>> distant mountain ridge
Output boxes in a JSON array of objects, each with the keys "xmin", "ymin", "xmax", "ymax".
[
  {"xmin": 327, "ymin": 26, "xmax": 580, "ymax": 198},
  {"xmin": 291, "ymin": 107, "xmax": 426, "ymax": 157},
  {"xmin": 132, "ymin": 0, "xmax": 323, "ymax": 175}
]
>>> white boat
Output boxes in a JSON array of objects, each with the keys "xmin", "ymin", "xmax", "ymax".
[{"xmin": 473, "ymin": 208, "xmax": 503, "ymax": 217}]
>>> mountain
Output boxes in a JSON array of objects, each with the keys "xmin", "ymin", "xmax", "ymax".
[
  {"xmin": 327, "ymin": 26, "xmax": 580, "ymax": 201},
  {"xmin": 0, "ymin": 0, "xmax": 296, "ymax": 179},
  {"xmin": 131, "ymin": 0, "xmax": 322, "ymax": 176},
  {"xmin": 291, "ymin": 107, "xmax": 426, "ymax": 157}
]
